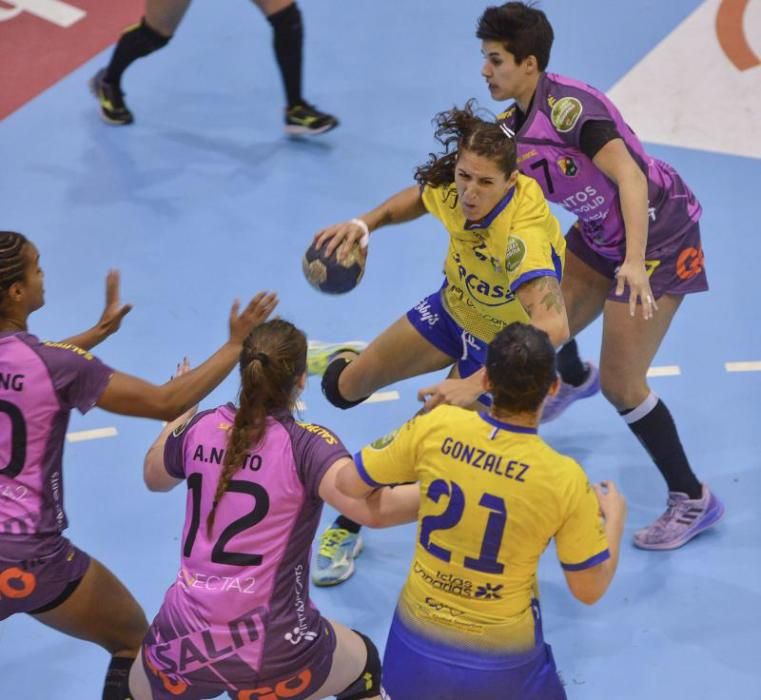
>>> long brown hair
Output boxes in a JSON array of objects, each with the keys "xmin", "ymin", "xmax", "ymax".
[
  {"xmin": 206, "ymin": 319, "xmax": 307, "ymax": 534},
  {"xmin": 414, "ymin": 100, "xmax": 517, "ymax": 188}
]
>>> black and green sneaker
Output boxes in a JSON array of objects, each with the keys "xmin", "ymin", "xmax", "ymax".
[
  {"xmin": 285, "ymin": 101, "xmax": 339, "ymax": 136},
  {"xmin": 89, "ymin": 68, "xmax": 134, "ymax": 126}
]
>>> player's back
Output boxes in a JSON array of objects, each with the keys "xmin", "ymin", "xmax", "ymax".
[
  {"xmin": 151, "ymin": 404, "xmax": 335, "ymax": 676},
  {"xmin": 393, "ymin": 406, "xmax": 607, "ymax": 662},
  {"xmin": 0, "ymin": 332, "xmax": 109, "ymax": 541}
]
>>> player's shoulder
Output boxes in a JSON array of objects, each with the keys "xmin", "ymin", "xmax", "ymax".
[
  {"xmin": 293, "ymin": 419, "xmax": 342, "ymax": 447},
  {"xmin": 542, "ymin": 73, "xmax": 610, "ymax": 133}
]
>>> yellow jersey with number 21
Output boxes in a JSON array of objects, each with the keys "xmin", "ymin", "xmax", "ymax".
[{"xmin": 356, "ymin": 405, "xmax": 608, "ymax": 661}]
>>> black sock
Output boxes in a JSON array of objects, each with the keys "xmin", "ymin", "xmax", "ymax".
[
  {"xmin": 102, "ymin": 655, "xmax": 134, "ymax": 700},
  {"xmin": 334, "ymin": 515, "xmax": 361, "ymax": 534},
  {"xmin": 556, "ymin": 340, "xmax": 589, "ymax": 387},
  {"xmin": 104, "ymin": 18, "xmax": 171, "ymax": 88},
  {"xmin": 267, "ymin": 2, "xmax": 303, "ymax": 108},
  {"xmin": 620, "ymin": 394, "xmax": 702, "ymax": 499}
]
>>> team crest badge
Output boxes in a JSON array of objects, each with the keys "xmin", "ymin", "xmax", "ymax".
[
  {"xmin": 505, "ymin": 236, "xmax": 527, "ymax": 273},
  {"xmin": 370, "ymin": 428, "xmax": 400, "ymax": 450},
  {"xmin": 550, "ymin": 96, "xmax": 583, "ymax": 132},
  {"xmin": 557, "ymin": 156, "xmax": 578, "ymax": 176}
]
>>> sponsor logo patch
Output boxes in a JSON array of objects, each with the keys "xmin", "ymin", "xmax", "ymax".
[
  {"xmin": 505, "ymin": 236, "xmax": 527, "ymax": 273},
  {"xmin": 550, "ymin": 96, "xmax": 583, "ymax": 133}
]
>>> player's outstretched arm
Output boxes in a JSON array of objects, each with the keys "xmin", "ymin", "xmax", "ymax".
[
  {"xmin": 563, "ymin": 480, "xmax": 627, "ymax": 605},
  {"xmin": 314, "ymin": 185, "xmax": 426, "ymax": 260},
  {"xmin": 96, "ymin": 292, "xmax": 278, "ymax": 421},
  {"xmin": 61, "ymin": 270, "xmax": 133, "ymax": 351},
  {"xmin": 325, "ymin": 458, "xmax": 419, "ymax": 528},
  {"xmin": 515, "ymin": 275, "xmax": 570, "ymax": 348}
]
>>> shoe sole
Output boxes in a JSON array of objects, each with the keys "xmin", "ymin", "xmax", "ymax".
[
  {"xmin": 633, "ymin": 500, "xmax": 726, "ymax": 551},
  {"xmin": 311, "ymin": 538, "xmax": 363, "ymax": 587},
  {"xmin": 285, "ymin": 122, "xmax": 338, "ymax": 136}
]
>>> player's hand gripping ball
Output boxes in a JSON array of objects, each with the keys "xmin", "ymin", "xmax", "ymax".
[{"xmin": 302, "ymin": 240, "xmax": 366, "ymax": 294}]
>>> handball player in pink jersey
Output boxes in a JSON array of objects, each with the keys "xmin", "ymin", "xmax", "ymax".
[
  {"xmin": 477, "ymin": 3, "xmax": 723, "ymax": 550},
  {"xmin": 0, "ymin": 230, "xmax": 277, "ymax": 700},
  {"xmin": 130, "ymin": 318, "xmax": 417, "ymax": 699}
]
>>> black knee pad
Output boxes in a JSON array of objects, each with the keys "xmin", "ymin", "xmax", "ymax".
[
  {"xmin": 321, "ymin": 354, "xmax": 368, "ymax": 409},
  {"xmin": 336, "ymin": 631, "xmax": 382, "ymax": 700}
]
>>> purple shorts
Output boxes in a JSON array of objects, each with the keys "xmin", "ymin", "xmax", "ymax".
[
  {"xmin": 567, "ymin": 221, "xmax": 709, "ymax": 301},
  {"xmin": 141, "ymin": 616, "xmax": 337, "ymax": 700},
  {"xmin": 0, "ymin": 535, "xmax": 90, "ymax": 619}
]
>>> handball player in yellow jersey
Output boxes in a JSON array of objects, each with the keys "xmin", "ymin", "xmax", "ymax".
[
  {"xmin": 309, "ymin": 101, "xmax": 570, "ymax": 585},
  {"xmin": 338, "ymin": 323, "xmax": 627, "ymax": 700}
]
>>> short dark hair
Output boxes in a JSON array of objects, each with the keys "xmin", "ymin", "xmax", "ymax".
[
  {"xmin": 477, "ymin": 2, "xmax": 554, "ymax": 71},
  {"xmin": 486, "ymin": 323, "xmax": 556, "ymax": 413}
]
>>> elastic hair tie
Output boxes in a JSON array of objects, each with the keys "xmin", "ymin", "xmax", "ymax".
[{"xmin": 252, "ymin": 352, "xmax": 270, "ymax": 366}]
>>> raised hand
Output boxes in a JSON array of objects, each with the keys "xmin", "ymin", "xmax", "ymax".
[
  {"xmin": 228, "ymin": 292, "xmax": 278, "ymax": 346},
  {"xmin": 97, "ymin": 269, "xmax": 133, "ymax": 338}
]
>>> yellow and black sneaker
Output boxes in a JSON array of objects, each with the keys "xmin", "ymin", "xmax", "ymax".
[
  {"xmin": 285, "ymin": 102, "xmax": 339, "ymax": 136},
  {"xmin": 89, "ymin": 69, "xmax": 134, "ymax": 126}
]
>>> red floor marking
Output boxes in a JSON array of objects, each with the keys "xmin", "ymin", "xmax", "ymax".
[
  {"xmin": 716, "ymin": 0, "xmax": 761, "ymax": 71},
  {"xmin": 0, "ymin": 0, "xmax": 143, "ymax": 120}
]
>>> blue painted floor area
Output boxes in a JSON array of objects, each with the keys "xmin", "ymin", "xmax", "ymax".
[{"xmin": 2, "ymin": 0, "xmax": 760, "ymax": 697}]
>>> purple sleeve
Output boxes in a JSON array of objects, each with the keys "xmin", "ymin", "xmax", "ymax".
[
  {"xmin": 163, "ymin": 409, "xmax": 214, "ymax": 480},
  {"xmin": 289, "ymin": 422, "xmax": 351, "ymax": 500},
  {"xmin": 546, "ymin": 80, "xmax": 615, "ymax": 150},
  {"xmin": 33, "ymin": 340, "xmax": 113, "ymax": 414}
]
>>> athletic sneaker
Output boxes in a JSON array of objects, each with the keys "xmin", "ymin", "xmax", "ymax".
[
  {"xmin": 540, "ymin": 362, "xmax": 600, "ymax": 423},
  {"xmin": 312, "ymin": 524, "xmax": 362, "ymax": 586},
  {"xmin": 633, "ymin": 485, "xmax": 725, "ymax": 550},
  {"xmin": 285, "ymin": 102, "xmax": 339, "ymax": 136},
  {"xmin": 307, "ymin": 340, "xmax": 366, "ymax": 377},
  {"xmin": 89, "ymin": 69, "xmax": 134, "ymax": 126}
]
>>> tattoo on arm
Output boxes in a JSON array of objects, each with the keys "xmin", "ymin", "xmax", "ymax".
[{"xmin": 520, "ymin": 276, "xmax": 565, "ymax": 318}]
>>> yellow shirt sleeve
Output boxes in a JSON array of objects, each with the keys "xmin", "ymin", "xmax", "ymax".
[
  {"xmin": 554, "ymin": 460, "xmax": 610, "ymax": 571},
  {"xmin": 506, "ymin": 176, "xmax": 564, "ymax": 293},
  {"xmin": 355, "ymin": 415, "xmax": 424, "ymax": 487}
]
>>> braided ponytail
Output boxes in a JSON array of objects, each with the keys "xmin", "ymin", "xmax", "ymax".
[
  {"xmin": 0, "ymin": 232, "xmax": 29, "ymax": 308},
  {"xmin": 206, "ymin": 320, "xmax": 307, "ymax": 534}
]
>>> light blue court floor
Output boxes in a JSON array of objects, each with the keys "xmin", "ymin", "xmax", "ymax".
[{"xmin": 1, "ymin": 1, "xmax": 760, "ymax": 697}]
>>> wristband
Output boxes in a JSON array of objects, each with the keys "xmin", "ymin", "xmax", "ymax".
[{"xmin": 350, "ymin": 218, "xmax": 370, "ymax": 249}]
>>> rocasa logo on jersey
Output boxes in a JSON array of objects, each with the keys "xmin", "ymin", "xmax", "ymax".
[{"xmin": 452, "ymin": 253, "xmax": 516, "ymax": 307}]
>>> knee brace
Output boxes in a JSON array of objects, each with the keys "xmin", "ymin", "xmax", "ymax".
[
  {"xmin": 321, "ymin": 354, "xmax": 368, "ymax": 409},
  {"xmin": 336, "ymin": 631, "xmax": 382, "ymax": 700}
]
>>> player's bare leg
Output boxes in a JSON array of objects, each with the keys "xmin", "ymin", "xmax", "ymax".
[
  {"xmin": 601, "ymin": 294, "xmax": 724, "ymax": 549},
  {"xmin": 33, "ymin": 557, "xmax": 148, "ymax": 699},
  {"xmin": 542, "ymin": 249, "xmax": 609, "ymax": 421},
  {"xmin": 335, "ymin": 315, "xmax": 454, "ymax": 404}
]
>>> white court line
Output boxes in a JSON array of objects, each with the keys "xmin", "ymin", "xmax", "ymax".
[
  {"xmin": 725, "ymin": 361, "xmax": 761, "ymax": 373},
  {"xmin": 365, "ymin": 390, "xmax": 401, "ymax": 404},
  {"xmin": 66, "ymin": 427, "xmax": 118, "ymax": 443},
  {"xmin": 646, "ymin": 365, "xmax": 681, "ymax": 377}
]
